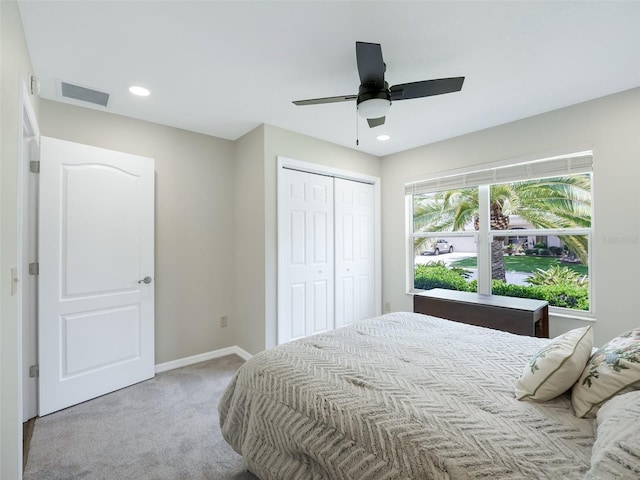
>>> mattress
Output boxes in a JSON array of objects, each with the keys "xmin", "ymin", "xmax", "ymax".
[{"xmin": 219, "ymin": 312, "xmax": 595, "ymax": 479}]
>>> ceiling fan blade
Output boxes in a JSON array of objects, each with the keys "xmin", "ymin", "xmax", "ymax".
[
  {"xmin": 390, "ymin": 77, "xmax": 465, "ymax": 101},
  {"xmin": 367, "ymin": 116, "xmax": 385, "ymax": 128},
  {"xmin": 356, "ymin": 41, "xmax": 385, "ymax": 88},
  {"xmin": 292, "ymin": 94, "xmax": 357, "ymax": 106}
]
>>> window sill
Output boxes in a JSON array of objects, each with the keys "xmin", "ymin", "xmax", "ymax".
[{"xmin": 549, "ymin": 308, "xmax": 595, "ymax": 322}]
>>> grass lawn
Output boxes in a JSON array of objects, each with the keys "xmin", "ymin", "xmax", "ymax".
[{"xmin": 451, "ymin": 255, "xmax": 588, "ymax": 276}]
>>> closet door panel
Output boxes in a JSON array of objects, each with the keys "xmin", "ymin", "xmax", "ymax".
[
  {"xmin": 335, "ymin": 178, "xmax": 375, "ymax": 328},
  {"xmin": 311, "ymin": 280, "xmax": 330, "ymax": 334},
  {"xmin": 289, "ymin": 283, "xmax": 306, "ymax": 340},
  {"xmin": 278, "ymin": 169, "xmax": 334, "ymax": 344}
]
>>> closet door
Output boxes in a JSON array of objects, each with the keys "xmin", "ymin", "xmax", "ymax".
[
  {"xmin": 334, "ymin": 178, "xmax": 375, "ymax": 328},
  {"xmin": 278, "ymin": 169, "xmax": 334, "ymax": 344}
]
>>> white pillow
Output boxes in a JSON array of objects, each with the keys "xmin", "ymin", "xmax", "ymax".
[
  {"xmin": 515, "ymin": 326, "xmax": 593, "ymax": 401},
  {"xmin": 583, "ymin": 390, "xmax": 640, "ymax": 479},
  {"xmin": 572, "ymin": 327, "xmax": 640, "ymax": 418}
]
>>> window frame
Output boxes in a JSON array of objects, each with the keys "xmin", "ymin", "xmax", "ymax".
[{"xmin": 407, "ymin": 155, "xmax": 594, "ymax": 318}]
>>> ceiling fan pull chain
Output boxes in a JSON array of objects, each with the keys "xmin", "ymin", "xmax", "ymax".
[{"xmin": 356, "ymin": 108, "xmax": 359, "ymax": 146}]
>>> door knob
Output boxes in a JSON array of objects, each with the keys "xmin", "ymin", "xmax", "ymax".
[{"xmin": 138, "ymin": 276, "xmax": 152, "ymax": 284}]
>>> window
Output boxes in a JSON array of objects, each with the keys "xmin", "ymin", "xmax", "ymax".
[{"xmin": 407, "ymin": 153, "xmax": 593, "ymax": 314}]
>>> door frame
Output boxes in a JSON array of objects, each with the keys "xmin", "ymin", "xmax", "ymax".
[
  {"xmin": 17, "ymin": 76, "xmax": 40, "ymax": 476},
  {"xmin": 276, "ymin": 156, "xmax": 382, "ymax": 344}
]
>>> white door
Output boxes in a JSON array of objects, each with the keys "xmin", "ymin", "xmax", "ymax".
[
  {"xmin": 278, "ymin": 169, "xmax": 334, "ymax": 344},
  {"xmin": 334, "ymin": 178, "xmax": 375, "ymax": 328},
  {"xmin": 38, "ymin": 137, "xmax": 155, "ymax": 416}
]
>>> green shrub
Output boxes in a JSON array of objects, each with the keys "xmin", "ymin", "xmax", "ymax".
[
  {"xmin": 549, "ymin": 246, "xmax": 564, "ymax": 255},
  {"xmin": 539, "ymin": 248, "xmax": 551, "ymax": 256},
  {"xmin": 414, "ymin": 264, "xmax": 472, "ymax": 291},
  {"xmin": 504, "ymin": 244, "xmax": 516, "ymax": 254},
  {"xmin": 492, "ymin": 281, "xmax": 589, "ymax": 310},
  {"xmin": 526, "ymin": 265, "xmax": 587, "ymax": 287},
  {"xmin": 534, "ymin": 242, "xmax": 548, "ymax": 249},
  {"xmin": 414, "ymin": 263, "xmax": 589, "ymax": 311},
  {"xmin": 524, "ymin": 248, "xmax": 535, "ymax": 255},
  {"xmin": 423, "ymin": 260, "xmax": 447, "ymax": 268}
]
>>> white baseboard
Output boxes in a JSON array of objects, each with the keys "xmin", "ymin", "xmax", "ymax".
[{"xmin": 155, "ymin": 345, "xmax": 253, "ymax": 374}]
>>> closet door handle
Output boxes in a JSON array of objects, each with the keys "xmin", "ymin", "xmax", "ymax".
[{"xmin": 138, "ymin": 276, "xmax": 152, "ymax": 284}]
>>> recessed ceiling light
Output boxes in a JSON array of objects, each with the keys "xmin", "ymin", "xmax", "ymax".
[
  {"xmin": 376, "ymin": 134, "xmax": 391, "ymax": 142},
  {"xmin": 129, "ymin": 86, "xmax": 150, "ymax": 97}
]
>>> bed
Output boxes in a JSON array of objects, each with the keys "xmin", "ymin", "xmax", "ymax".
[{"xmin": 219, "ymin": 312, "xmax": 637, "ymax": 479}]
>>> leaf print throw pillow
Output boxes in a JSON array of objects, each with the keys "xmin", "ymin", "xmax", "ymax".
[
  {"xmin": 572, "ymin": 327, "xmax": 640, "ymax": 418},
  {"xmin": 515, "ymin": 326, "xmax": 593, "ymax": 401},
  {"xmin": 584, "ymin": 390, "xmax": 640, "ymax": 479}
]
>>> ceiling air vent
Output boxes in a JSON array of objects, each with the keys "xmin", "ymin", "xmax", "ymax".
[{"xmin": 60, "ymin": 82, "xmax": 110, "ymax": 107}]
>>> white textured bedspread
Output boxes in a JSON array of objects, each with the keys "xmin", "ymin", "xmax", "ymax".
[{"xmin": 219, "ymin": 312, "xmax": 595, "ymax": 479}]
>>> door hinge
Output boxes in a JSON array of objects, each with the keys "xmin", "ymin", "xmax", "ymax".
[
  {"xmin": 29, "ymin": 365, "xmax": 39, "ymax": 378},
  {"xmin": 29, "ymin": 262, "xmax": 39, "ymax": 275},
  {"xmin": 29, "ymin": 160, "xmax": 40, "ymax": 174}
]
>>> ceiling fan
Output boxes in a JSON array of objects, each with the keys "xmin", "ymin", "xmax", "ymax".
[{"xmin": 293, "ymin": 41, "xmax": 465, "ymax": 128}]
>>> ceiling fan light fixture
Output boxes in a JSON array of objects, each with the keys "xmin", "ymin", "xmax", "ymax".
[
  {"xmin": 357, "ymin": 85, "xmax": 391, "ymax": 119},
  {"xmin": 357, "ymin": 97, "xmax": 391, "ymax": 119}
]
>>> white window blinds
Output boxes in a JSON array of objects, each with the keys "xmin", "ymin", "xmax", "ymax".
[{"xmin": 405, "ymin": 152, "xmax": 593, "ymax": 195}]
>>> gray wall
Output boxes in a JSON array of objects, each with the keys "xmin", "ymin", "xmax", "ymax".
[
  {"xmin": 233, "ymin": 125, "xmax": 266, "ymax": 355},
  {"xmin": 381, "ymin": 87, "xmax": 640, "ymax": 347},
  {"xmin": 39, "ymin": 101, "xmax": 237, "ymax": 364}
]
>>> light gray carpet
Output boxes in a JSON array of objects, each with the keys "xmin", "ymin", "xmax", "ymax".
[{"xmin": 24, "ymin": 355, "xmax": 257, "ymax": 480}]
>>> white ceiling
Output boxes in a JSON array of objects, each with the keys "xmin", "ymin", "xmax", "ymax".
[{"xmin": 18, "ymin": 1, "xmax": 640, "ymax": 157}]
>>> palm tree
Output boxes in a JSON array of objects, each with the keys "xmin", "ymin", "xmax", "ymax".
[{"xmin": 413, "ymin": 175, "xmax": 591, "ymax": 281}]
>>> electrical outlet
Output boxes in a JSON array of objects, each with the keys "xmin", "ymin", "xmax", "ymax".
[
  {"xmin": 384, "ymin": 302, "xmax": 391, "ymax": 313},
  {"xmin": 220, "ymin": 315, "xmax": 228, "ymax": 328}
]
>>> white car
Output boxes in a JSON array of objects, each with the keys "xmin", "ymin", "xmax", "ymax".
[{"xmin": 422, "ymin": 239, "xmax": 453, "ymax": 255}]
